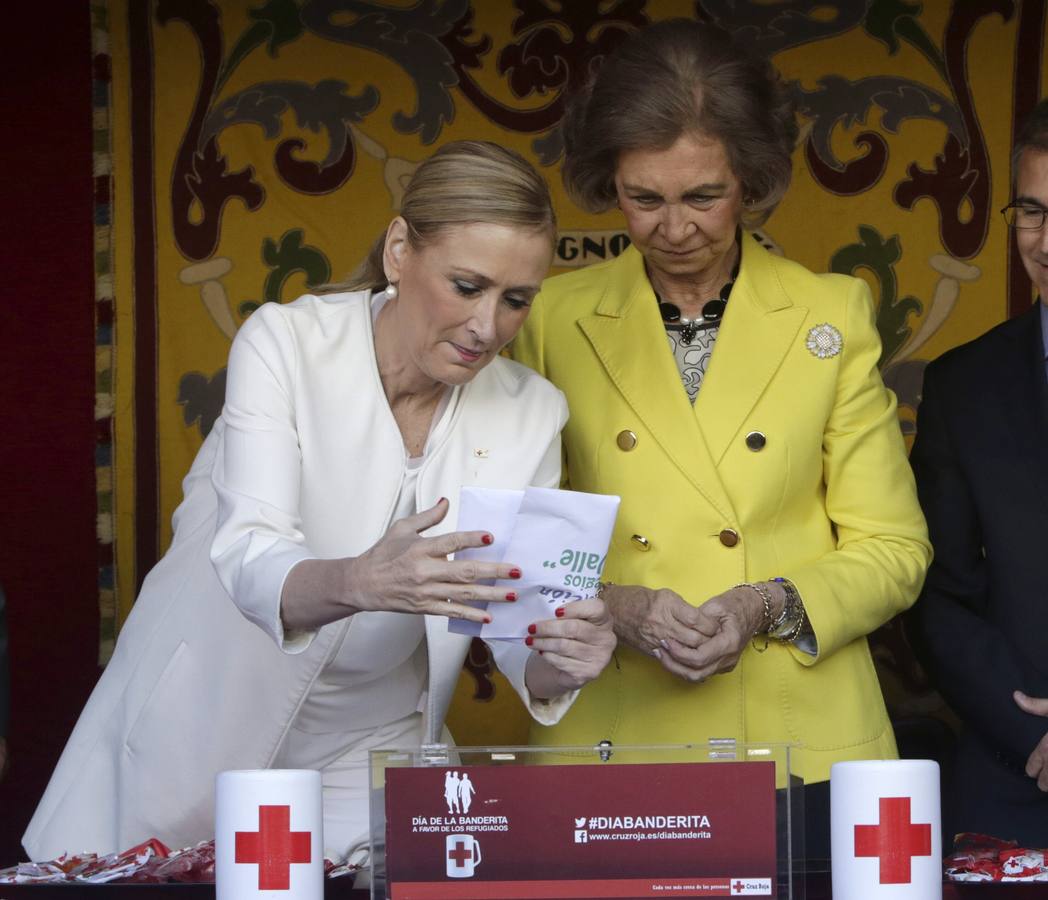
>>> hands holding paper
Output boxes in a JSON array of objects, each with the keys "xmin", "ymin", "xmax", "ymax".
[
  {"xmin": 448, "ymin": 485, "xmax": 620, "ymax": 699},
  {"xmin": 281, "ymin": 488, "xmax": 619, "ymax": 701},
  {"xmin": 605, "ymin": 581, "xmax": 786, "ymax": 683},
  {"xmin": 523, "ymin": 598, "xmax": 617, "ymax": 698},
  {"xmin": 280, "ymin": 498, "xmax": 521, "ymax": 632}
]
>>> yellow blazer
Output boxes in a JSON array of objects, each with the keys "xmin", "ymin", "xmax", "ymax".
[{"xmin": 512, "ymin": 236, "xmax": 931, "ymax": 783}]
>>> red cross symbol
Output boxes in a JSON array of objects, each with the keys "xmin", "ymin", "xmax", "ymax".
[
  {"xmin": 448, "ymin": 839, "xmax": 472, "ymax": 869},
  {"xmin": 732, "ymin": 880, "xmax": 746, "ymax": 894},
  {"xmin": 235, "ymin": 804, "xmax": 311, "ymax": 890},
  {"xmin": 854, "ymin": 796, "xmax": 932, "ymax": 884}
]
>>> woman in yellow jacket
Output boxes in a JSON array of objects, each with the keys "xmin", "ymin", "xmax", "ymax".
[{"xmin": 512, "ymin": 20, "xmax": 931, "ymax": 860}]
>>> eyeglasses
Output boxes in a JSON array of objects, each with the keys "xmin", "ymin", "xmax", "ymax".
[{"xmin": 1001, "ymin": 202, "xmax": 1048, "ymax": 230}]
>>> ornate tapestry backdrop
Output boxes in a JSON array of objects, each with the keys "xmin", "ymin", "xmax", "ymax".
[{"xmin": 99, "ymin": 0, "xmax": 1047, "ymax": 743}]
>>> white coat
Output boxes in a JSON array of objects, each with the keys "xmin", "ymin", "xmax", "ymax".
[{"xmin": 24, "ymin": 291, "xmax": 571, "ymax": 861}]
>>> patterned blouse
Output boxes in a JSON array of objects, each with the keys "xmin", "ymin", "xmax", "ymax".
[{"xmin": 665, "ymin": 324, "xmax": 719, "ymax": 403}]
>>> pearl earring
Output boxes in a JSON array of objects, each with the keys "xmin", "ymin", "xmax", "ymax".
[{"xmin": 385, "ymin": 282, "xmax": 399, "ymax": 300}]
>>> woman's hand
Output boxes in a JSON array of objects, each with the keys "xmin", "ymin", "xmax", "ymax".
[
  {"xmin": 1014, "ymin": 691, "xmax": 1048, "ymax": 792},
  {"xmin": 604, "ymin": 581, "xmax": 786, "ymax": 683},
  {"xmin": 657, "ymin": 583, "xmax": 785, "ymax": 683},
  {"xmin": 280, "ymin": 498, "xmax": 521, "ymax": 631},
  {"xmin": 523, "ymin": 598, "xmax": 617, "ymax": 698},
  {"xmin": 602, "ymin": 583, "xmax": 714, "ymax": 656}
]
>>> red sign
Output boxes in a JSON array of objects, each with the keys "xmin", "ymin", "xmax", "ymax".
[
  {"xmin": 235, "ymin": 804, "xmax": 312, "ymax": 890},
  {"xmin": 384, "ymin": 762, "xmax": 776, "ymax": 899},
  {"xmin": 853, "ymin": 797, "xmax": 932, "ymax": 884}
]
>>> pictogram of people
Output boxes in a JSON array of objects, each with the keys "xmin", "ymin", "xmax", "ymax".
[
  {"xmin": 444, "ymin": 771, "xmax": 461, "ymax": 814},
  {"xmin": 458, "ymin": 773, "xmax": 475, "ymax": 814},
  {"xmin": 443, "ymin": 770, "xmax": 477, "ymax": 814}
]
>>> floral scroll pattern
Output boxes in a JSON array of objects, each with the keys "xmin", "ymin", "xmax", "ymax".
[{"xmin": 111, "ymin": 0, "xmax": 1042, "ymax": 730}]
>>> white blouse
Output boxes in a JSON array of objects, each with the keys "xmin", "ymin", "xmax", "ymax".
[{"xmin": 285, "ymin": 292, "xmax": 463, "ymax": 742}]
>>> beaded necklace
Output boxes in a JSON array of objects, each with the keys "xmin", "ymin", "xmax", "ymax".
[{"xmin": 654, "ymin": 245, "xmax": 740, "ymax": 345}]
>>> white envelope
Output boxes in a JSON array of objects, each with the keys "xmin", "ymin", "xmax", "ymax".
[
  {"xmin": 448, "ymin": 487, "xmax": 524, "ymax": 637},
  {"xmin": 448, "ymin": 486, "xmax": 620, "ymax": 640}
]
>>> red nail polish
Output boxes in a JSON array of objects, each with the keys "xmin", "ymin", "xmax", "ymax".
[
  {"xmin": 525, "ymin": 636, "xmax": 534, "ymax": 646},
  {"xmin": 509, "ymin": 568, "xmax": 522, "ymax": 579},
  {"xmin": 555, "ymin": 607, "xmax": 565, "ymax": 618},
  {"xmin": 483, "ymin": 615, "xmax": 492, "ymax": 624},
  {"xmin": 481, "ymin": 534, "xmax": 493, "ymax": 545},
  {"xmin": 506, "ymin": 592, "xmax": 517, "ymax": 602},
  {"xmin": 527, "ymin": 624, "xmax": 537, "ymax": 635}
]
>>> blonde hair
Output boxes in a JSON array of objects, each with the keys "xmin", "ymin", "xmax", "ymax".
[{"xmin": 323, "ymin": 141, "xmax": 556, "ymax": 293}]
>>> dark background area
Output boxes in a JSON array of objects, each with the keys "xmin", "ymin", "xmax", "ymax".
[{"xmin": 0, "ymin": 5, "xmax": 98, "ymax": 865}]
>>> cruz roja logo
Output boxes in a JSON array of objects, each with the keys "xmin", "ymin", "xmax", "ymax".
[
  {"xmin": 730, "ymin": 877, "xmax": 772, "ymax": 895},
  {"xmin": 443, "ymin": 770, "xmax": 477, "ymax": 814},
  {"xmin": 574, "ymin": 816, "xmax": 588, "ymax": 843},
  {"xmin": 445, "ymin": 834, "xmax": 482, "ymax": 878}
]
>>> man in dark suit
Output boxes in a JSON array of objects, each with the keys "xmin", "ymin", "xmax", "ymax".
[{"xmin": 908, "ymin": 99, "xmax": 1048, "ymax": 846}]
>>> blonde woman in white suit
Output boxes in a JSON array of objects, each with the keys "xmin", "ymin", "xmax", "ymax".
[{"xmin": 24, "ymin": 142, "xmax": 615, "ymax": 870}]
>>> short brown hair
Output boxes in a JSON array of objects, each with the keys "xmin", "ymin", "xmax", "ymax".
[
  {"xmin": 329, "ymin": 140, "xmax": 556, "ymax": 292},
  {"xmin": 1012, "ymin": 99, "xmax": 1048, "ymax": 188},
  {"xmin": 561, "ymin": 19, "xmax": 798, "ymax": 227}
]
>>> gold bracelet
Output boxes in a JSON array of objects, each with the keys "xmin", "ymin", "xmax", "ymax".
[
  {"xmin": 766, "ymin": 587, "xmax": 792, "ymax": 634},
  {"xmin": 735, "ymin": 582, "xmax": 774, "ymax": 653}
]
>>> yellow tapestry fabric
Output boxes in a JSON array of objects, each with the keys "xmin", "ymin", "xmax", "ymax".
[{"xmin": 101, "ymin": 0, "xmax": 1048, "ymax": 743}]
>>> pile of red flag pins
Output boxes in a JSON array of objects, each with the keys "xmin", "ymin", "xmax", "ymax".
[
  {"xmin": 0, "ymin": 838, "xmax": 359, "ymax": 884},
  {"xmin": 945, "ymin": 833, "xmax": 1048, "ymax": 882}
]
